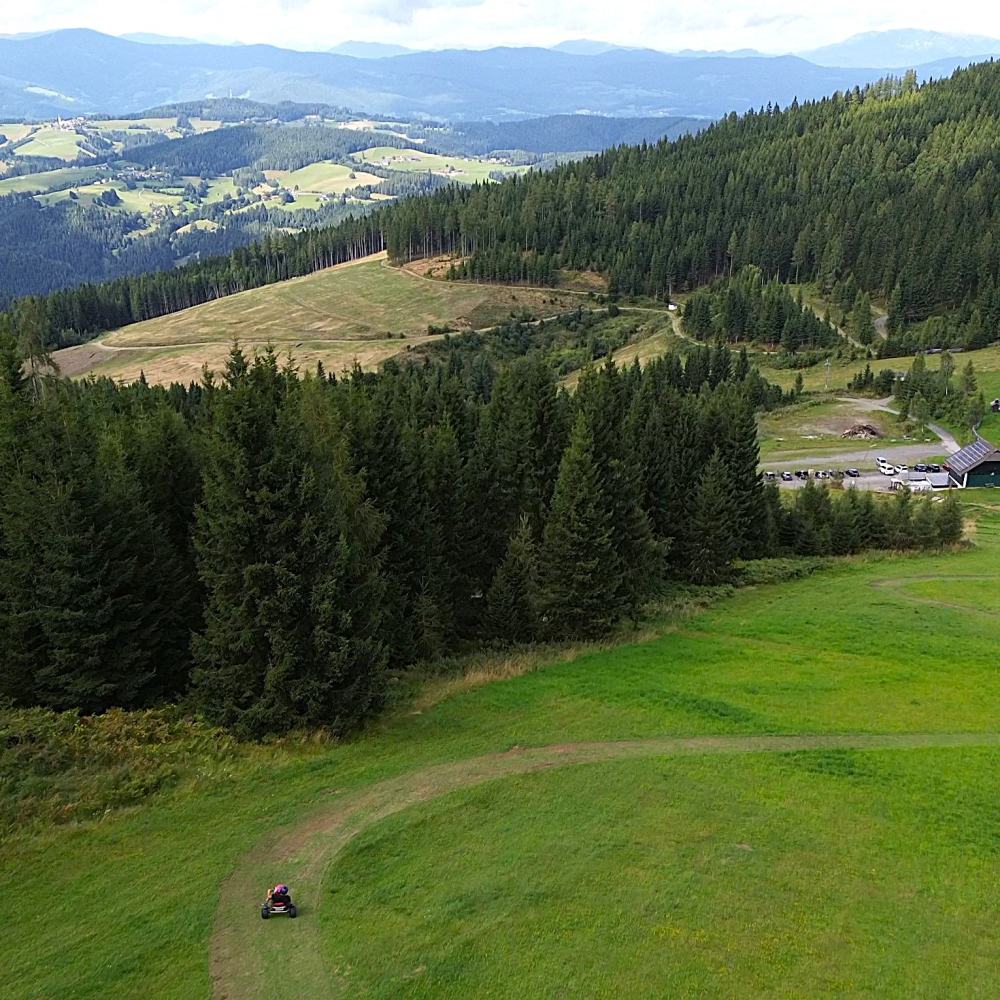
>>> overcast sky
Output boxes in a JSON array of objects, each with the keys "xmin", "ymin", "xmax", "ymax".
[{"xmin": 4, "ymin": 1, "xmax": 999, "ymax": 53}]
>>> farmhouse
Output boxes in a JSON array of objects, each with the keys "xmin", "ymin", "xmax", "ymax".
[{"xmin": 945, "ymin": 438, "xmax": 1000, "ymax": 488}]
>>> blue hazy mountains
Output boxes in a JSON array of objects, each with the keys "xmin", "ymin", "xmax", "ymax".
[{"xmin": 1, "ymin": 28, "xmax": 998, "ymax": 121}]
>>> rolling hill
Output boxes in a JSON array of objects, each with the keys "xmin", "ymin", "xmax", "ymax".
[{"xmin": 0, "ymin": 29, "xmax": 992, "ymax": 121}]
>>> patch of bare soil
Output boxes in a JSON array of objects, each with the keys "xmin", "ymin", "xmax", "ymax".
[
  {"xmin": 842, "ymin": 422, "xmax": 883, "ymax": 439},
  {"xmin": 52, "ymin": 342, "xmax": 116, "ymax": 377}
]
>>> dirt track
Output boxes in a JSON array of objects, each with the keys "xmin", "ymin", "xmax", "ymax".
[{"xmin": 210, "ymin": 729, "xmax": 1000, "ymax": 999}]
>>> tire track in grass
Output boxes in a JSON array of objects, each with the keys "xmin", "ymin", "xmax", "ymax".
[
  {"xmin": 210, "ymin": 730, "xmax": 1000, "ymax": 999},
  {"xmin": 870, "ymin": 574, "xmax": 999, "ymax": 615}
]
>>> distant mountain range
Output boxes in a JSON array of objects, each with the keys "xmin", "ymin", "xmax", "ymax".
[
  {"xmin": 1, "ymin": 28, "xmax": 998, "ymax": 122},
  {"xmin": 327, "ymin": 41, "xmax": 415, "ymax": 59},
  {"xmin": 799, "ymin": 29, "xmax": 1000, "ymax": 68}
]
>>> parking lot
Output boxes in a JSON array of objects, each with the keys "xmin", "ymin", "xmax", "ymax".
[{"xmin": 764, "ymin": 463, "xmax": 946, "ymax": 492}]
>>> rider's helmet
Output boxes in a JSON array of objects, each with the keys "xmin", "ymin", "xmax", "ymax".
[{"xmin": 275, "ymin": 884, "xmax": 289, "ymax": 895}]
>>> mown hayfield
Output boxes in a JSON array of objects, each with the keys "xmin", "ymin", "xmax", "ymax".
[
  {"xmin": 323, "ymin": 748, "xmax": 997, "ymax": 999},
  {"xmin": 351, "ymin": 146, "xmax": 527, "ymax": 184},
  {"xmin": 0, "ymin": 122, "xmax": 33, "ymax": 143},
  {"xmin": 5, "ymin": 502, "xmax": 999, "ymax": 999},
  {"xmin": 0, "ymin": 165, "xmax": 104, "ymax": 195},
  {"xmin": 266, "ymin": 162, "xmax": 382, "ymax": 194},
  {"xmin": 75, "ymin": 336, "xmax": 440, "ymax": 386},
  {"xmin": 758, "ymin": 344, "xmax": 1000, "ymax": 396},
  {"xmin": 55, "ymin": 256, "xmax": 581, "ymax": 383},
  {"xmin": 12, "ymin": 127, "xmax": 92, "ymax": 160}
]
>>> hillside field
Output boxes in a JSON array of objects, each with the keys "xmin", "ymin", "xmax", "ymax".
[
  {"xmin": 351, "ymin": 146, "xmax": 528, "ymax": 183},
  {"xmin": 4, "ymin": 499, "xmax": 998, "ymax": 998},
  {"xmin": 53, "ymin": 256, "xmax": 583, "ymax": 384},
  {"xmin": 0, "ymin": 165, "xmax": 106, "ymax": 195},
  {"xmin": 265, "ymin": 162, "xmax": 383, "ymax": 195},
  {"xmin": 12, "ymin": 127, "xmax": 93, "ymax": 159}
]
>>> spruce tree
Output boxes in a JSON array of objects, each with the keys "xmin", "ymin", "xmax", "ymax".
[
  {"xmin": 687, "ymin": 450, "xmax": 739, "ymax": 584},
  {"xmin": 0, "ymin": 394, "xmax": 175, "ymax": 710},
  {"xmin": 911, "ymin": 498, "xmax": 938, "ymax": 549},
  {"xmin": 539, "ymin": 414, "xmax": 618, "ymax": 639},
  {"xmin": 936, "ymin": 491, "xmax": 964, "ymax": 545},
  {"xmin": 485, "ymin": 515, "xmax": 540, "ymax": 643},
  {"xmin": 191, "ymin": 349, "xmax": 387, "ymax": 736}
]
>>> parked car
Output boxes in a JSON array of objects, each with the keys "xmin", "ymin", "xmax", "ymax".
[
  {"xmin": 781, "ymin": 471, "xmax": 793, "ymax": 481},
  {"xmin": 897, "ymin": 464, "xmax": 909, "ymax": 473},
  {"xmin": 915, "ymin": 464, "xmax": 928, "ymax": 472},
  {"xmin": 846, "ymin": 468, "xmax": 860, "ymax": 477},
  {"xmin": 816, "ymin": 470, "xmax": 829, "ymax": 480},
  {"xmin": 928, "ymin": 463, "xmax": 942, "ymax": 473}
]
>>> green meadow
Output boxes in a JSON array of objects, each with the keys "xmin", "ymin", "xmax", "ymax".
[{"xmin": 4, "ymin": 501, "xmax": 999, "ymax": 999}]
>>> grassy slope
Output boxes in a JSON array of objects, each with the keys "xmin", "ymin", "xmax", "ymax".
[
  {"xmin": 979, "ymin": 410, "xmax": 1000, "ymax": 444},
  {"xmin": 756, "ymin": 398, "xmax": 941, "ymax": 461},
  {"xmin": 13, "ymin": 128, "xmax": 91, "ymax": 160},
  {"xmin": 266, "ymin": 163, "xmax": 382, "ymax": 194},
  {"xmin": 0, "ymin": 165, "xmax": 105, "ymax": 195},
  {"xmin": 4, "ymin": 504, "xmax": 999, "ymax": 998},
  {"xmin": 325, "ymin": 749, "xmax": 998, "ymax": 999},
  {"xmin": 351, "ymin": 147, "xmax": 527, "ymax": 184},
  {"xmin": 761, "ymin": 345, "xmax": 1000, "ymax": 396},
  {"xmin": 0, "ymin": 123, "xmax": 33, "ymax": 143},
  {"xmin": 39, "ymin": 183, "xmax": 187, "ymax": 213},
  {"xmin": 54, "ymin": 258, "xmax": 581, "ymax": 384}
]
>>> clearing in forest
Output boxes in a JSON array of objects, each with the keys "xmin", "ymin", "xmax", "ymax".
[
  {"xmin": 351, "ymin": 146, "xmax": 528, "ymax": 183},
  {"xmin": 53, "ymin": 255, "xmax": 582, "ymax": 384}
]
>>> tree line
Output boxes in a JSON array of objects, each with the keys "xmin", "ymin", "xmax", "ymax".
[{"xmin": 0, "ymin": 323, "xmax": 965, "ymax": 735}]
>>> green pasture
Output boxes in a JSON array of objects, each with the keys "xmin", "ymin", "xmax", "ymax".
[
  {"xmin": 38, "ymin": 183, "xmax": 186, "ymax": 213},
  {"xmin": 325, "ymin": 747, "xmax": 998, "ymax": 999},
  {"xmin": 757, "ymin": 344, "xmax": 1000, "ymax": 395},
  {"xmin": 4, "ymin": 500, "xmax": 999, "ymax": 998},
  {"xmin": 0, "ymin": 165, "xmax": 104, "ymax": 195},
  {"xmin": 268, "ymin": 162, "xmax": 382, "ymax": 195},
  {"xmin": 351, "ymin": 146, "xmax": 527, "ymax": 184},
  {"xmin": 979, "ymin": 410, "xmax": 1000, "ymax": 444},
  {"xmin": 0, "ymin": 123, "xmax": 33, "ymax": 143},
  {"xmin": 12, "ymin": 127, "xmax": 92, "ymax": 160}
]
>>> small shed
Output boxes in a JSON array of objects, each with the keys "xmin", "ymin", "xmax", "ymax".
[{"xmin": 945, "ymin": 438, "xmax": 1000, "ymax": 488}]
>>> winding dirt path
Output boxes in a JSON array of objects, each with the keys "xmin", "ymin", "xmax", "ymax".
[{"xmin": 210, "ymin": 730, "xmax": 1000, "ymax": 999}]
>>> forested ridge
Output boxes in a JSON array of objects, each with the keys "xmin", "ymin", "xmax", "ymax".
[
  {"xmin": 126, "ymin": 124, "xmax": 412, "ymax": 175},
  {"xmin": 7, "ymin": 60, "xmax": 1000, "ymax": 352}
]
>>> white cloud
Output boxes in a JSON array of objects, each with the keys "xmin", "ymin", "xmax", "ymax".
[{"xmin": 3, "ymin": 0, "xmax": 1000, "ymax": 53}]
